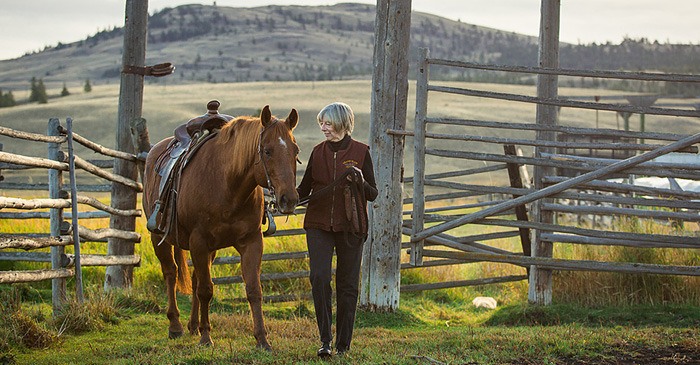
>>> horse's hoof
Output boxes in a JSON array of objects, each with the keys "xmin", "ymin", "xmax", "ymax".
[
  {"xmin": 168, "ymin": 330, "xmax": 183, "ymax": 339},
  {"xmin": 199, "ymin": 334, "xmax": 214, "ymax": 347},
  {"xmin": 257, "ymin": 342, "xmax": 272, "ymax": 352}
]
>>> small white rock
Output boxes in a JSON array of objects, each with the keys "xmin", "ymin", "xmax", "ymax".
[{"xmin": 472, "ymin": 296, "xmax": 497, "ymax": 309}]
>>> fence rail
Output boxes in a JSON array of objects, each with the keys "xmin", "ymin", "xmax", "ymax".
[
  {"xmin": 409, "ymin": 48, "xmax": 700, "ymax": 303},
  {"xmin": 0, "ymin": 119, "xmax": 143, "ymax": 312}
]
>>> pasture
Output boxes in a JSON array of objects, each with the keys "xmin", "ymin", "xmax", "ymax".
[{"xmin": 1, "ymin": 80, "xmax": 700, "ymax": 364}]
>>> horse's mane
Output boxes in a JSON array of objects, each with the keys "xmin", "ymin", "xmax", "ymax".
[{"xmin": 215, "ymin": 115, "xmax": 288, "ymax": 178}]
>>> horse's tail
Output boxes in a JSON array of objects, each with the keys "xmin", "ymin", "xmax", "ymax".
[{"xmin": 174, "ymin": 247, "xmax": 192, "ymax": 295}]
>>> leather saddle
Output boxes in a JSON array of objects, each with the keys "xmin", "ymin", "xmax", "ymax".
[{"xmin": 146, "ymin": 100, "xmax": 234, "ymax": 236}]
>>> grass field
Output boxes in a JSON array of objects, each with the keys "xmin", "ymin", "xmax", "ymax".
[{"xmin": 2, "ymin": 80, "xmax": 700, "ymax": 364}]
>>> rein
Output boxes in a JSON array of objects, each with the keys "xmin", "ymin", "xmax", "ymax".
[{"xmin": 296, "ymin": 168, "xmax": 366, "ymax": 235}]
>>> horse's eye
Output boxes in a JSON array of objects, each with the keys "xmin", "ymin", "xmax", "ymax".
[{"xmin": 264, "ymin": 149, "xmax": 272, "ymax": 157}]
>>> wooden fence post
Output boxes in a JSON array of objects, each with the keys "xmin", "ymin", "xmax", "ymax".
[
  {"xmin": 411, "ymin": 48, "xmax": 429, "ymax": 266},
  {"xmin": 530, "ymin": 0, "xmax": 560, "ymax": 305},
  {"xmin": 48, "ymin": 118, "xmax": 66, "ymax": 314},
  {"xmin": 360, "ymin": 0, "xmax": 412, "ymax": 311},
  {"xmin": 105, "ymin": 0, "xmax": 148, "ymax": 290}
]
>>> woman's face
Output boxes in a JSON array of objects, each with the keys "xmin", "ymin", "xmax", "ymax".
[{"xmin": 319, "ymin": 119, "xmax": 345, "ymax": 142}]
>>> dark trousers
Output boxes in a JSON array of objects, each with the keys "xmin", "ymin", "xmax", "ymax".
[{"xmin": 306, "ymin": 228, "xmax": 365, "ymax": 351}]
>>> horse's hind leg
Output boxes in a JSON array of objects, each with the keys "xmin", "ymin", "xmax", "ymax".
[
  {"xmin": 153, "ymin": 237, "xmax": 184, "ymax": 339},
  {"xmin": 239, "ymin": 238, "xmax": 271, "ymax": 351},
  {"xmin": 187, "ymin": 251, "xmax": 215, "ymax": 336}
]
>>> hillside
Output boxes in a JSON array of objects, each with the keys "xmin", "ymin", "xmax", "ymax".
[{"xmin": 1, "ymin": 3, "xmax": 699, "ymax": 95}]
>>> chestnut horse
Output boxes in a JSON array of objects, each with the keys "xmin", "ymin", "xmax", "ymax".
[{"xmin": 143, "ymin": 105, "xmax": 299, "ymax": 348}]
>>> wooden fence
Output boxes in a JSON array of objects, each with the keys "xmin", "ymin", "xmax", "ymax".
[
  {"xmin": 401, "ymin": 48, "xmax": 700, "ymax": 303},
  {"xmin": 0, "ymin": 119, "xmax": 143, "ymax": 313}
]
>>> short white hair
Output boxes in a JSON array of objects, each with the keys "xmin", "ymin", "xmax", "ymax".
[{"xmin": 317, "ymin": 102, "xmax": 354, "ymax": 135}]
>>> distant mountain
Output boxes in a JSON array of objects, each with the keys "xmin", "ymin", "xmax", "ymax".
[{"xmin": 1, "ymin": 3, "xmax": 699, "ymax": 94}]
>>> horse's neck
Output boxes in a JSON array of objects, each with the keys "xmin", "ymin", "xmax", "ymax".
[{"xmin": 211, "ymin": 130, "xmax": 260, "ymax": 193}]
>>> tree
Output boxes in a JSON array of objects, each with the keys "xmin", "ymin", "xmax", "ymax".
[
  {"xmin": 84, "ymin": 79, "xmax": 92, "ymax": 92},
  {"xmin": 29, "ymin": 77, "xmax": 48, "ymax": 104},
  {"xmin": 61, "ymin": 83, "xmax": 70, "ymax": 97},
  {"xmin": 0, "ymin": 90, "xmax": 16, "ymax": 108}
]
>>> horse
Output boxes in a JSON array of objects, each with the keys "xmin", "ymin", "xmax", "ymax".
[{"xmin": 142, "ymin": 105, "xmax": 300, "ymax": 348}]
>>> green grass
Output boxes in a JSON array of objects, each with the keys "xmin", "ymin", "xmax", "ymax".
[{"xmin": 2, "ymin": 286, "xmax": 699, "ymax": 365}]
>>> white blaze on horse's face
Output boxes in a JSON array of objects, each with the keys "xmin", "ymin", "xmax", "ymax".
[{"xmin": 278, "ymin": 136, "xmax": 287, "ymax": 148}]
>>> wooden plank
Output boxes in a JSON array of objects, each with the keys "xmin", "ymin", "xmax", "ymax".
[
  {"xmin": 69, "ymin": 130, "xmax": 137, "ymax": 162},
  {"xmin": 427, "ymin": 58, "xmax": 700, "ymax": 83},
  {"xmin": 426, "ymin": 117, "xmax": 693, "ymax": 143},
  {"xmin": 0, "ymin": 211, "xmax": 110, "ymax": 219},
  {"xmin": 0, "ymin": 151, "xmax": 68, "ymax": 170},
  {"xmin": 426, "ymin": 149, "xmax": 700, "ymax": 180},
  {"xmin": 422, "ymin": 249, "xmax": 700, "ymax": 277},
  {"xmin": 541, "ymin": 233, "xmax": 699, "ymax": 249},
  {"xmin": 0, "ymin": 235, "xmax": 70, "ymax": 249},
  {"xmin": 0, "ymin": 182, "xmax": 111, "ymax": 192},
  {"xmin": 214, "ymin": 270, "xmax": 312, "ymax": 285},
  {"xmin": 0, "ymin": 268, "xmax": 74, "ymax": 284},
  {"xmin": 62, "ymin": 254, "xmax": 140, "ymax": 267},
  {"xmin": 0, "ymin": 126, "xmax": 65, "ymax": 143},
  {"xmin": 401, "ymin": 275, "xmax": 528, "ymax": 292},
  {"xmin": 427, "ymin": 85, "xmax": 700, "ymax": 118},
  {"xmin": 542, "ymin": 202, "xmax": 700, "ymax": 222},
  {"xmin": 413, "ymin": 131, "xmax": 700, "ymax": 242}
]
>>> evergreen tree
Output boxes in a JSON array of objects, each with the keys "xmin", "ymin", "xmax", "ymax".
[
  {"xmin": 61, "ymin": 83, "xmax": 70, "ymax": 97},
  {"xmin": 0, "ymin": 90, "xmax": 16, "ymax": 108},
  {"xmin": 29, "ymin": 77, "xmax": 39, "ymax": 102},
  {"xmin": 84, "ymin": 79, "xmax": 92, "ymax": 92},
  {"xmin": 36, "ymin": 79, "xmax": 48, "ymax": 104},
  {"xmin": 29, "ymin": 77, "xmax": 48, "ymax": 104}
]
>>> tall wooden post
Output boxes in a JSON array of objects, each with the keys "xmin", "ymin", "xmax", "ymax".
[
  {"xmin": 104, "ymin": 0, "xmax": 148, "ymax": 290},
  {"xmin": 529, "ymin": 0, "xmax": 560, "ymax": 305},
  {"xmin": 360, "ymin": 0, "xmax": 412, "ymax": 311},
  {"xmin": 48, "ymin": 118, "xmax": 66, "ymax": 314}
]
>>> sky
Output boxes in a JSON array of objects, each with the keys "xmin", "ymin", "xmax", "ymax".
[{"xmin": 1, "ymin": 0, "xmax": 698, "ymax": 61}]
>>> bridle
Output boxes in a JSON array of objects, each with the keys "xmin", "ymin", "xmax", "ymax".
[{"xmin": 257, "ymin": 119, "xmax": 283, "ymax": 237}]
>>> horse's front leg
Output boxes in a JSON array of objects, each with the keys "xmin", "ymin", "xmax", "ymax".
[
  {"xmin": 239, "ymin": 234, "xmax": 271, "ymax": 351},
  {"xmin": 189, "ymin": 235, "xmax": 216, "ymax": 346},
  {"xmin": 152, "ymin": 238, "xmax": 184, "ymax": 339}
]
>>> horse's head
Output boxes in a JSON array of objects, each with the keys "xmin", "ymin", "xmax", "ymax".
[{"xmin": 257, "ymin": 105, "xmax": 300, "ymax": 214}]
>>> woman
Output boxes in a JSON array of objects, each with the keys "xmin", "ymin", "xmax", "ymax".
[{"xmin": 297, "ymin": 102, "xmax": 378, "ymax": 357}]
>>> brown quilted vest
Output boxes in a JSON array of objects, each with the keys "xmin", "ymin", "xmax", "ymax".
[{"xmin": 303, "ymin": 139, "xmax": 369, "ymax": 233}]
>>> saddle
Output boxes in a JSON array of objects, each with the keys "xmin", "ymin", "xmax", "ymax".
[{"xmin": 146, "ymin": 100, "xmax": 234, "ymax": 238}]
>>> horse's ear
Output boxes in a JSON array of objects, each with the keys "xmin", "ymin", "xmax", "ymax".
[
  {"xmin": 286, "ymin": 109, "xmax": 298, "ymax": 130},
  {"xmin": 260, "ymin": 105, "xmax": 272, "ymax": 127}
]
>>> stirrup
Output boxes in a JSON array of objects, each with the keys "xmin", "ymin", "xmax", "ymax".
[{"xmin": 146, "ymin": 201, "xmax": 164, "ymax": 233}]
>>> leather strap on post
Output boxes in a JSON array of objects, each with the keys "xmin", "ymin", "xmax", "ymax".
[{"xmin": 122, "ymin": 62, "xmax": 175, "ymax": 77}]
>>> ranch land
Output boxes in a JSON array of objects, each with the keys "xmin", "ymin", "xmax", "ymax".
[{"xmin": 1, "ymin": 80, "xmax": 700, "ymax": 364}]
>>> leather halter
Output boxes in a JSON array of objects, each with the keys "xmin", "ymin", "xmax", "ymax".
[{"xmin": 257, "ymin": 119, "xmax": 280, "ymax": 236}]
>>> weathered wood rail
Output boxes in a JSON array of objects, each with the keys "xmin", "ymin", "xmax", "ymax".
[
  {"xmin": 403, "ymin": 48, "xmax": 700, "ymax": 304},
  {"xmin": 0, "ymin": 119, "xmax": 144, "ymax": 312}
]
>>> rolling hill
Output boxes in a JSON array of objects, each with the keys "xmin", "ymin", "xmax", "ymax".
[{"xmin": 1, "ymin": 2, "xmax": 699, "ymax": 95}]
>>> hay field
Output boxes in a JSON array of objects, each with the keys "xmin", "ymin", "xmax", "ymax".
[{"xmin": 1, "ymin": 79, "xmax": 698, "ymax": 186}]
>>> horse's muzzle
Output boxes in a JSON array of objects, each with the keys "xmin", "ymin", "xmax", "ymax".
[{"xmin": 277, "ymin": 193, "xmax": 298, "ymax": 214}]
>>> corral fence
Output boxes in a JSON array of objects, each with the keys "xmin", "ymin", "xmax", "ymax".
[
  {"xmin": 0, "ymin": 119, "xmax": 144, "ymax": 313},
  {"xmin": 398, "ymin": 47, "xmax": 700, "ymax": 303}
]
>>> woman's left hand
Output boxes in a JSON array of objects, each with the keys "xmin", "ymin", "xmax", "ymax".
[{"xmin": 346, "ymin": 166, "xmax": 364, "ymax": 184}]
